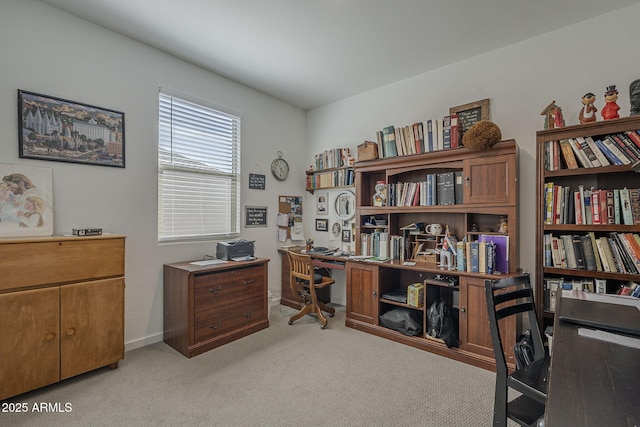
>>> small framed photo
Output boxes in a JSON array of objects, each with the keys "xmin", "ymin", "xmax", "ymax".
[
  {"xmin": 449, "ymin": 98, "xmax": 490, "ymax": 140},
  {"xmin": 316, "ymin": 191, "xmax": 328, "ymax": 215},
  {"xmin": 341, "ymin": 229, "xmax": 351, "ymax": 243},
  {"xmin": 18, "ymin": 90, "xmax": 125, "ymax": 167},
  {"xmin": 315, "ymin": 218, "xmax": 328, "ymax": 232}
]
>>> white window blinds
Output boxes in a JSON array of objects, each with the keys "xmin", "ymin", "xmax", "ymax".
[{"xmin": 158, "ymin": 92, "xmax": 241, "ymax": 242}]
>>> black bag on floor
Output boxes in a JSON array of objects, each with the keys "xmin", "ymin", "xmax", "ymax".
[
  {"xmin": 426, "ymin": 299, "xmax": 459, "ymax": 348},
  {"xmin": 514, "ymin": 330, "xmax": 535, "ymax": 369},
  {"xmin": 379, "ymin": 307, "xmax": 423, "ymax": 336}
]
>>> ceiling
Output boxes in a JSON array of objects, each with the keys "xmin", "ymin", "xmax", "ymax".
[{"xmin": 39, "ymin": 0, "xmax": 640, "ymax": 110}]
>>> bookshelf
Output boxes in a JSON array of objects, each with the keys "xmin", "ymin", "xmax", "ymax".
[
  {"xmin": 535, "ymin": 116, "xmax": 640, "ymax": 330},
  {"xmin": 306, "ymin": 147, "xmax": 354, "ymax": 193},
  {"xmin": 347, "ymin": 140, "xmax": 519, "ymax": 370}
]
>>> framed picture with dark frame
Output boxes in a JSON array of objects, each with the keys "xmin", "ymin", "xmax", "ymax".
[
  {"xmin": 315, "ymin": 218, "xmax": 328, "ymax": 232},
  {"xmin": 341, "ymin": 229, "xmax": 351, "ymax": 243},
  {"xmin": 18, "ymin": 90, "xmax": 125, "ymax": 168},
  {"xmin": 449, "ymin": 98, "xmax": 490, "ymax": 140}
]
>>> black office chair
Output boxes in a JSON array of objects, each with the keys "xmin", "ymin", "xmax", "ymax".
[{"xmin": 485, "ymin": 275, "xmax": 549, "ymax": 427}]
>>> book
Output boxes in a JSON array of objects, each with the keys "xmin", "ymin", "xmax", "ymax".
[
  {"xmin": 436, "ymin": 172, "xmax": 455, "ymax": 205},
  {"xmin": 425, "ymin": 119, "xmax": 434, "ymax": 152},
  {"xmin": 595, "ymin": 237, "xmax": 612, "ymax": 272},
  {"xmin": 584, "ymin": 136, "xmax": 610, "ymax": 166},
  {"xmin": 450, "ymin": 114, "xmax": 459, "ymax": 148},
  {"xmin": 558, "ymin": 139, "xmax": 579, "ymax": 169},
  {"xmin": 442, "ymin": 115, "xmax": 452, "ymax": 150},
  {"xmin": 630, "ymin": 188, "xmax": 640, "ymax": 224},
  {"xmin": 561, "ymin": 234, "xmax": 577, "ymax": 269},
  {"xmin": 601, "ymin": 136, "xmax": 631, "ymax": 164},
  {"xmin": 572, "ymin": 234, "xmax": 586, "ymax": 269},
  {"xmin": 620, "ymin": 188, "xmax": 633, "ymax": 225},
  {"xmin": 575, "ymin": 136, "xmax": 601, "ymax": 167},
  {"xmin": 594, "ymin": 138, "xmax": 623, "ymax": 165},
  {"xmin": 595, "ymin": 278, "xmax": 607, "ymax": 294},
  {"xmin": 478, "ymin": 234, "xmax": 509, "ymax": 273},
  {"xmin": 454, "ymin": 171, "xmax": 464, "ymax": 204},
  {"xmin": 382, "ymin": 126, "xmax": 397, "ymax": 157},
  {"xmin": 588, "ymin": 231, "xmax": 602, "ymax": 271},
  {"xmin": 551, "ymin": 235, "xmax": 563, "ymax": 267},
  {"xmin": 603, "ymin": 135, "xmax": 633, "ymax": 163},
  {"xmin": 599, "ymin": 236, "xmax": 618, "ymax": 273},
  {"xmin": 568, "ymin": 138, "xmax": 592, "ymax": 167},
  {"xmin": 456, "ymin": 241, "xmax": 466, "ymax": 272},
  {"xmin": 469, "ymin": 240, "xmax": 479, "ymax": 273},
  {"xmin": 579, "ymin": 234, "xmax": 597, "ymax": 271},
  {"xmin": 615, "ymin": 133, "xmax": 640, "ymax": 160}
]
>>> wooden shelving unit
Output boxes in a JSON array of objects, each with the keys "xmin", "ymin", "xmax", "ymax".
[
  {"xmin": 535, "ymin": 116, "xmax": 640, "ymax": 330},
  {"xmin": 346, "ymin": 141, "xmax": 519, "ymax": 370}
]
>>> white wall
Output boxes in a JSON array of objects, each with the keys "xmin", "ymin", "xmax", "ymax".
[
  {"xmin": 0, "ymin": 0, "xmax": 307, "ymax": 350},
  {"xmin": 306, "ymin": 3, "xmax": 640, "ymax": 301}
]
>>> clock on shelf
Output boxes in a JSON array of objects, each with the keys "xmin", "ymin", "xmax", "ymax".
[{"xmin": 271, "ymin": 151, "xmax": 289, "ymax": 181}]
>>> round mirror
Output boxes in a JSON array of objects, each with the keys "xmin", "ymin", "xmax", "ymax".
[{"xmin": 334, "ymin": 191, "xmax": 355, "ymax": 221}]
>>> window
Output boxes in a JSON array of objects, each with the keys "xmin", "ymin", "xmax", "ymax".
[{"xmin": 158, "ymin": 92, "xmax": 241, "ymax": 243}]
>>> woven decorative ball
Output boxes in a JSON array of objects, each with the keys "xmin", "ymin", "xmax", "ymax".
[{"xmin": 461, "ymin": 120, "xmax": 502, "ymax": 150}]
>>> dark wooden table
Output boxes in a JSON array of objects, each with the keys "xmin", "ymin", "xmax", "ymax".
[{"xmin": 545, "ymin": 291, "xmax": 640, "ymax": 426}]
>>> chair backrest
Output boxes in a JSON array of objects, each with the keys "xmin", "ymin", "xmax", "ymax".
[
  {"xmin": 484, "ymin": 275, "xmax": 545, "ymax": 374},
  {"xmin": 287, "ymin": 251, "xmax": 314, "ymax": 295}
]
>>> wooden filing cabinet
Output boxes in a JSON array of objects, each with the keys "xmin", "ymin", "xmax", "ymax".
[
  {"xmin": 163, "ymin": 258, "xmax": 269, "ymax": 358},
  {"xmin": 0, "ymin": 234, "xmax": 126, "ymax": 400}
]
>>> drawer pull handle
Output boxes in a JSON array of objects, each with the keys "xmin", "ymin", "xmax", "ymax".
[
  {"xmin": 66, "ymin": 328, "xmax": 76, "ymax": 336},
  {"xmin": 242, "ymin": 279, "xmax": 255, "ymax": 285},
  {"xmin": 209, "ymin": 321, "xmax": 222, "ymax": 329},
  {"xmin": 243, "ymin": 311, "xmax": 254, "ymax": 318},
  {"xmin": 45, "ymin": 333, "xmax": 56, "ymax": 341},
  {"xmin": 209, "ymin": 286, "xmax": 223, "ymax": 293}
]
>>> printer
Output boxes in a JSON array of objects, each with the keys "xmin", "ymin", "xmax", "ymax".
[{"xmin": 216, "ymin": 239, "xmax": 255, "ymax": 260}]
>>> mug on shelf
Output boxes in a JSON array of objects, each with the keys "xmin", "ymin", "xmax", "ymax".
[{"xmin": 425, "ymin": 223, "xmax": 442, "ymax": 236}]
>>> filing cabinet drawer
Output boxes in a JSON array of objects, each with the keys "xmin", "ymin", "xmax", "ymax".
[{"xmin": 194, "ymin": 295, "xmax": 265, "ymax": 342}]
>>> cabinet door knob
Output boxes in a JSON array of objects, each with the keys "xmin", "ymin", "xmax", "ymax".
[
  {"xmin": 465, "ymin": 176, "xmax": 470, "ymax": 185},
  {"xmin": 45, "ymin": 333, "xmax": 56, "ymax": 341},
  {"xmin": 209, "ymin": 286, "xmax": 223, "ymax": 293},
  {"xmin": 65, "ymin": 328, "xmax": 76, "ymax": 336},
  {"xmin": 373, "ymin": 290, "xmax": 377, "ymax": 298}
]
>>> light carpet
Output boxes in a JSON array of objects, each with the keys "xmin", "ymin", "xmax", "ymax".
[{"xmin": 3, "ymin": 304, "xmax": 503, "ymax": 426}]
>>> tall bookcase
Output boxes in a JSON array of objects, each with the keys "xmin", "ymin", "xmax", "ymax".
[
  {"xmin": 535, "ymin": 116, "xmax": 640, "ymax": 330},
  {"xmin": 347, "ymin": 140, "xmax": 519, "ymax": 370}
]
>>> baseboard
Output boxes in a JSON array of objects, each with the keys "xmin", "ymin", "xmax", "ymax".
[{"xmin": 125, "ymin": 332, "xmax": 164, "ymax": 353}]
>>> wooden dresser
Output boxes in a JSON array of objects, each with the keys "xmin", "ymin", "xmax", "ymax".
[
  {"xmin": 163, "ymin": 258, "xmax": 269, "ymax": 358},
  {"xmin": 0, "ymin": 234, "xmax": 126, "ymax": 400}
]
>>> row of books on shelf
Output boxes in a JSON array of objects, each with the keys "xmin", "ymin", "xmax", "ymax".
[
  {"xmin": 360, "ymin": 230, "xmax": 509, "ymax": 273},
  {"xmin": 544, "ymin": 184, "xmax": 640, "ymax": 225},
  {"xmin": 544, "ymin": 129, "xmax": 640, "ymax": 171},
  {"xmin": 376, "ymin": 115, "xmax": 460, "ymax": 158},
  {"xmin": 306, "ymin": 168, "xmax": 355, "ymax": 190},
  {"xmin": 544, "ymin": 232, "xmax": 640, "ymax": 274},
  {"xmin": 384, "ymin": 171, "xmax": 463, "ymax": 207},
  {"xmin": 312, "ymin": 148, "xmax": 353, "ymax": 171},
  {"xmin": 543, "ymin": 276, "xmax": 640, "ymax": 312}
]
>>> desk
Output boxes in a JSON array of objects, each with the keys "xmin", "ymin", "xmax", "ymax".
[
  {"xmin": 545, "ymin": 292, "xmax": 640, "ymax": 426},
  {"xmin": 278, "ymin": 248, "xmax": 348, "ymax": 309}
]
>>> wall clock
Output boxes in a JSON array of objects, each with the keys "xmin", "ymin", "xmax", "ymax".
[{"xmin": 271, "ymin": 151, "xmax": 289, "ymax": 181}]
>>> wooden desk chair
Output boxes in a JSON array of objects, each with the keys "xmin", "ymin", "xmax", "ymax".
[
  {"xmin": 485, "ymin": 275, "xmax": 549, "ymax": 427},
  {"xmin": 287, "ymin": 251, "xmax": 335, "ymax": 329}
]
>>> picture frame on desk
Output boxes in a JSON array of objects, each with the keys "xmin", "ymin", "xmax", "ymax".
[
  {"xmin": 18, "ymin": 90, "xmax": 125, "ymax": 168},
  {"xmin": 450, "ymin": 98, "xmax": 490, "ymax": 140},
  {"xmin": 315, "ymin": 218, "xmax": 328, "ymax": 232}
]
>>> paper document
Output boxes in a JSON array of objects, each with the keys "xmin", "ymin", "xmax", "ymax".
[{"xmin": 190, "ymin": 259, "xmax": 227, "ymax": 266}]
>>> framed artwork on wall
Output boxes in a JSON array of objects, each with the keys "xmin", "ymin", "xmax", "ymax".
[
  {"xmin": 315, "ymin": 218, "xmax": 328, "ymax": 232},
  {"xmin": 0, "ymin": 163, "xmax": 53, "ymax": 237},
  {"xmin": 18, "ymin": 90, "xmax": 125, "ymax": 168},
  {"xmin": 316, "ymin": 191, "xmax": 328, "ymax": 215}
]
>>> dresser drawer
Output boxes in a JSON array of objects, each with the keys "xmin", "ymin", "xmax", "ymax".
[{"xmin": 194, "ymin": 295, "xmax": 265, "ymax": 342}]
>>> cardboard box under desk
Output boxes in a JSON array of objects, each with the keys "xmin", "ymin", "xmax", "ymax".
[{"xmin": 407, "ymin": 283, "xmax": 425, "ymax": 307}]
